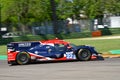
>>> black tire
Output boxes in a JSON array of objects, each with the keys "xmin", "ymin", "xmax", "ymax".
[
  {"xmin": 77, "ymin": 49, "xmax": 92, "ymax": 61},
  {"xmin": 16, "ymin": 52, "xmax": 30, "ymax": 65}
]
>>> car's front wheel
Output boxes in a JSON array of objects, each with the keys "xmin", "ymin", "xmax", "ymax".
[
  {"xmin": 16, "ymin": 52, "xmax": 30, "ymax": 65},
  {"xmin": 77, "ymin": 49, "xmax": 92, "ymax": 61}
]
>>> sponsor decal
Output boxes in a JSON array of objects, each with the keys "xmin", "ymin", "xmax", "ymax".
[{"xmin": 18, "ymin": 43, "xmax": 31, "ymax": 47}]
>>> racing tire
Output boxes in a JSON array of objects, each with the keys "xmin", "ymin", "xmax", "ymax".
[
  {"xmin": 77, "ymin": 49, "xmax": 92, "ymax": 61},
  {"xmin": 16, "ymin": 52, "xmax": 30, "ymax": 65}
]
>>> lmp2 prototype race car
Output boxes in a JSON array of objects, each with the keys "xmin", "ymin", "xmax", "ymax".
[{"xmin": 7, "ymin": 38, "xmax": 103, "ymax": 65}]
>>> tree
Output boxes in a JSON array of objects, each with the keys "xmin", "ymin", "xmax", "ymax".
[
  {"xmin": 104, "ymin": 0, "xmax": 120, "ymax": 15},
  {"xmin": 1, "ymin": 0, "xmax": 51, "ymax": 33},
  {"xmin": 56, "ymin": 0, "xmax": 74, "ymax": 19},
  {"xmin": 50, "ymin": 0, "xmax": 58, "ymax": 34},
  {"xmin": 1, "ymin": 0, "xmax": 120, "ymax": 34}
]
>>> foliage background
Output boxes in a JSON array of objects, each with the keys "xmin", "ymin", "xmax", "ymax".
[{"xmin": 1, "ymin": 0, "xmax": 120, "ymax": 33}]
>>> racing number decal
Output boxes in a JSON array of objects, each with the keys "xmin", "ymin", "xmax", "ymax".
[{"xmin": 66, "ymin": 52, "xmax": 76, "ymax": 59}]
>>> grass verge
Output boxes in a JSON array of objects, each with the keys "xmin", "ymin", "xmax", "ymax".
[
  {"xmin": 65, "ymin": 38, "xmax": 120, "ymax": 53},
  {"xmin": 0, "ymin": 45, "xmax": 7, "ymax": 55}
]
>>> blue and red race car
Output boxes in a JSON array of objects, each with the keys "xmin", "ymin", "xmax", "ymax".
[{"xmin": 7, "ymin": 38, "xmax": 103, "ymax": 65}]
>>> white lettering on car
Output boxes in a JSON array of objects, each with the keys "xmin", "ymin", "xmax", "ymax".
[{"xmin": 18, "ymin": 43, "xmax": 31, "ymax": 47}]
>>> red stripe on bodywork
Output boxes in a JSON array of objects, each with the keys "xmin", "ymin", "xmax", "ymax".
[{"xmin": 7, "ymin": 51, "xmax": 18, "ymax": 61}]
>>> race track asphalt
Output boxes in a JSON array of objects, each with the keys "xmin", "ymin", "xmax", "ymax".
[{"xmin": 0, "ymin": 58, "xmax": 120, "ymax": 80}]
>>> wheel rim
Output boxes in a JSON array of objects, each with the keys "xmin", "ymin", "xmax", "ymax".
[
  {"xmin": 17, "ymin": 52, "xmax": 30, "ymax": 65},
  {"xmin": 81, "ymin": 50, "xmax": 89, "ymax": 58},
  {"xmin": 77, "ymin": 49, "xmax": 91, "ymax": 61},
  {"xmin": 18, "ymin": 54, "xmax": 28, "ymax": 62}
]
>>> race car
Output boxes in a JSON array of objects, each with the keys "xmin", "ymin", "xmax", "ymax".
[{"xmin": 7, "ymin": 38, "xmax": 103, "ymax": 65}]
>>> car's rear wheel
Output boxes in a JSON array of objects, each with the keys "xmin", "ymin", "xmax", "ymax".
[
  {"xmin": 16, "ymin": 52, "xmax": 30, "ymax": 65},
  {"xmin": 77, "ymin": 49, "xmax": 92, "ymax": 61}
]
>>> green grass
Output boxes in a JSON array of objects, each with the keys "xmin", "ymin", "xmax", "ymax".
[
  {"xmin": 65, "ymin": 39, "xmax": 120, "ymax": 53},
  {"xmin": 0, "ymin": 38, "xmax": 120, "ymax": 55},
  {"xmin": 0, "ymin": 45, "xmax": 7, "ymax": 55}
]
